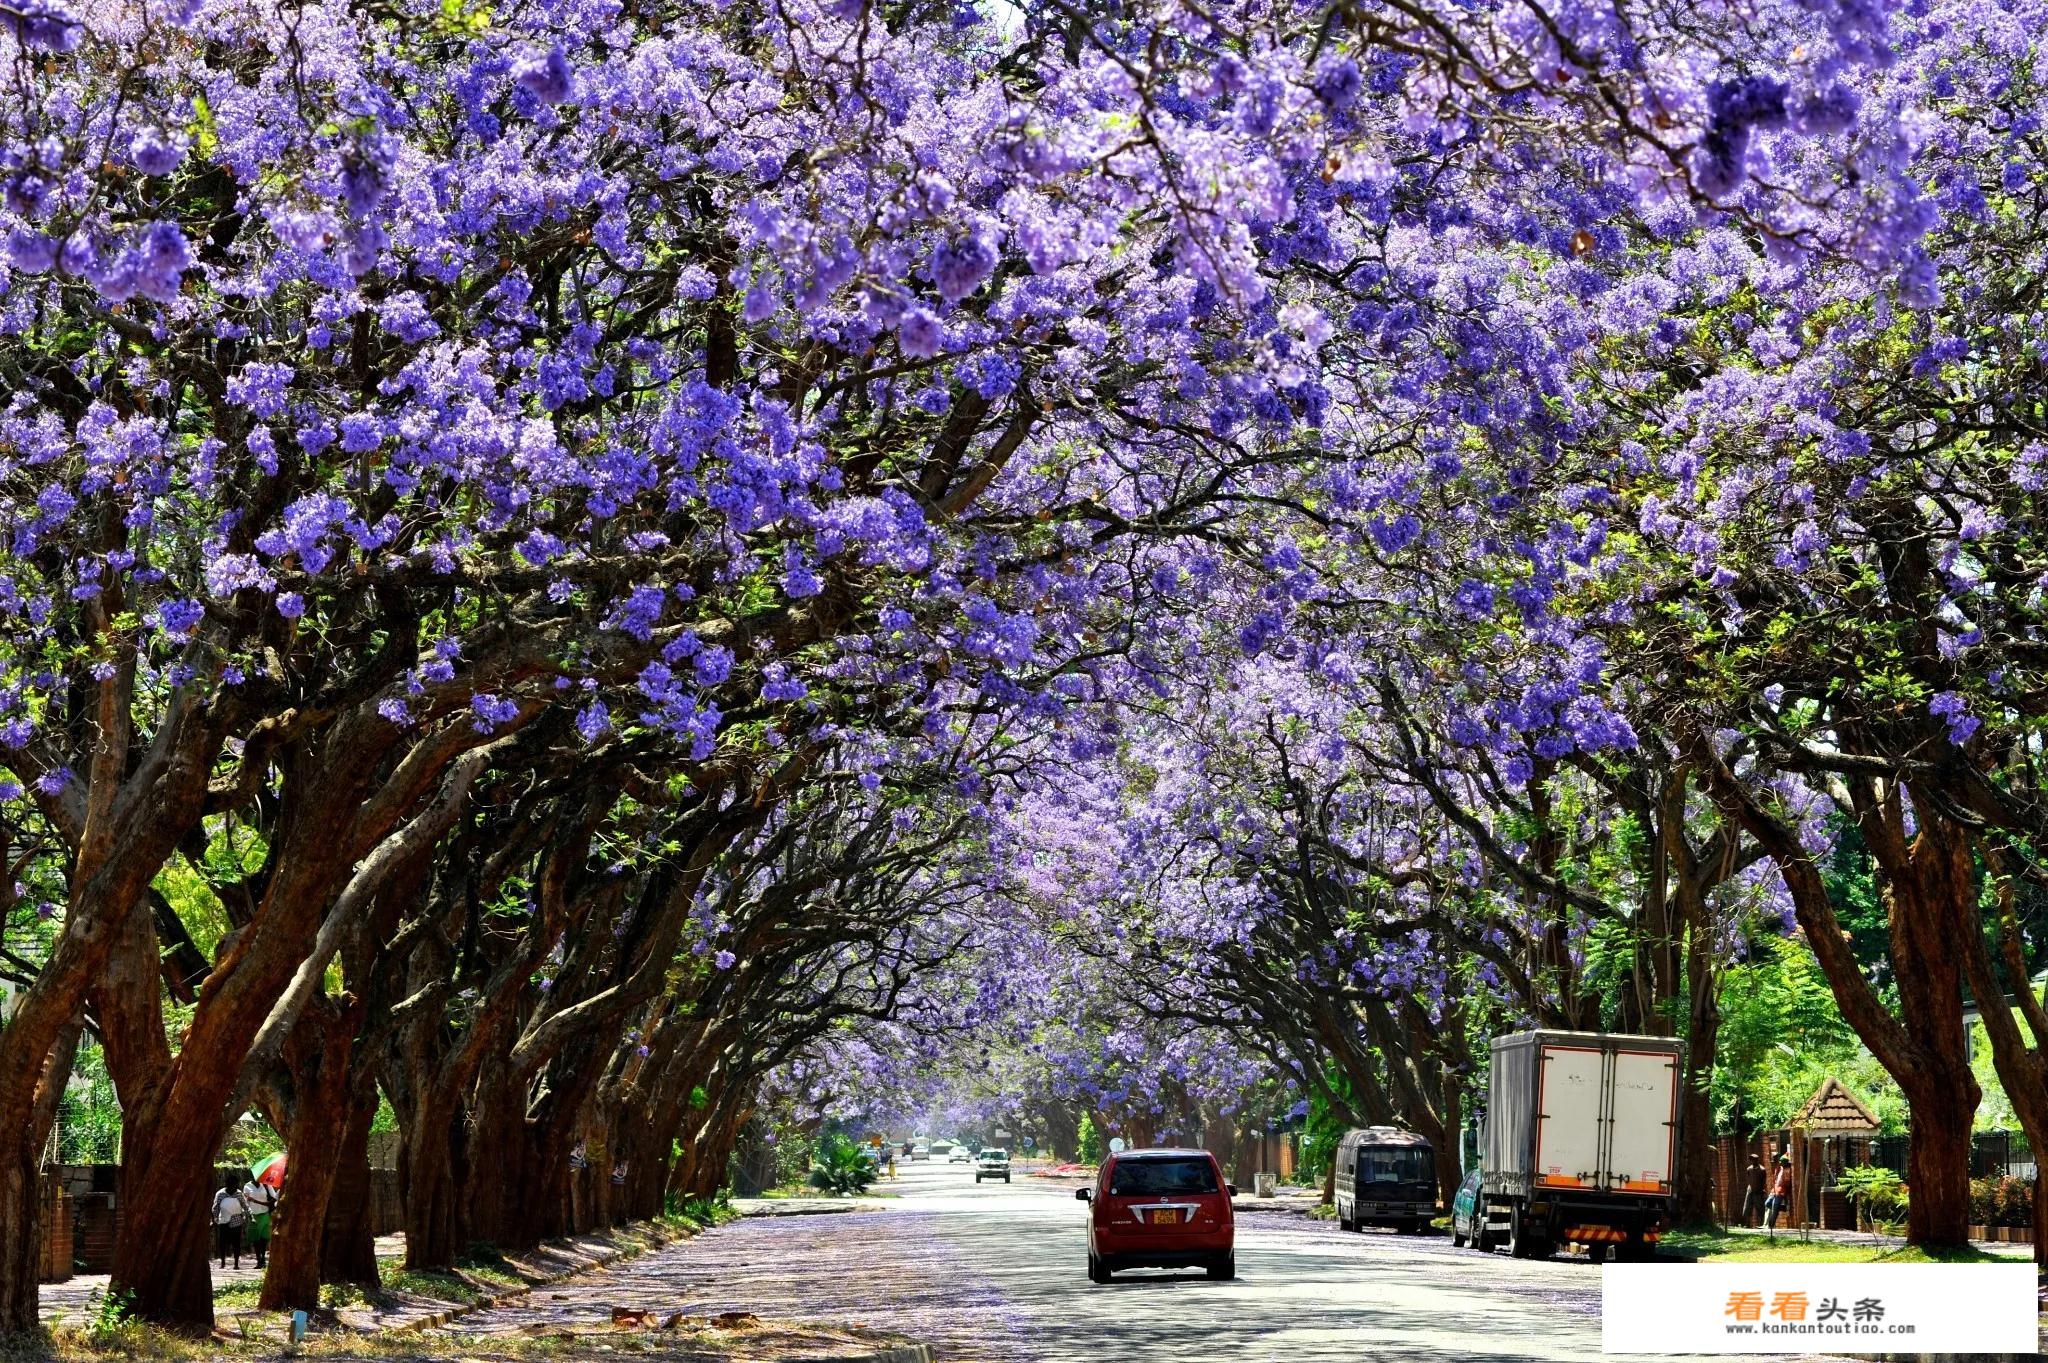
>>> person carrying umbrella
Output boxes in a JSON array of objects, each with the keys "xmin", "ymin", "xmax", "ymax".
[{"xmin": 241, "ymin": 1165, "xmax": 278, "ymax": 1269}]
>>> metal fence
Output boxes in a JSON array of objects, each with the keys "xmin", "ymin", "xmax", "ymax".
[{"xmin": 1855, "ymin": 1131, "xmax": 2036, "ymax": 1182}]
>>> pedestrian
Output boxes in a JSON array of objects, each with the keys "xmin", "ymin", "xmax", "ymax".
[
  {"xmin": 1763, "ymin": 1154, "xmax": 1794, "ymax": 1232},
  {"xmin": 211, "ymin": 1174, "xmax": 249, "ymax": 1269},
  {"xmin": 240, "ymin": 1170, "xmax": 276, "ymax": 1269},
  {"xmin": 1741, "ymin": 1153, "xmax": 1768, "ymax": 1227}
]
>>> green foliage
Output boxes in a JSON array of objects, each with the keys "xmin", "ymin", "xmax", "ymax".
[
  {"xmin": 1077, "ymin": 1112, "xmax": 1104, "ymax": 1164},
  {"xmin": 54, "ymin": 1043, "xmax": 121, "ymax": 1164},
  {"xmin": 1297, "ymin": 1066, "xmax": 1353, "ymax": 1189},
  {"xmin": 219, "ymin": 1114, "xmax": 283, "ymax": 1170},
  {"xmin": 1711, "ymin": 936, "xmax": 1907, "ymax": 1133},
  {"xmin": 662, "ymin": 1192, "xmax": 733, "ymax": 1227},
  {"xmin": 806, "ymin": 1133, "xmax": 878, "ymax": 1196},
  {"xmin": 84, "ymin": 1288, "xmax": 137, "ymax": 1342},
  {"xmin": 773, "ymin": 1130, "xmax": 817, "ymax": 1189},
  {"xmin": 1836, "ymin": 1166, "xmax": 1908, "ymax": 1229}
]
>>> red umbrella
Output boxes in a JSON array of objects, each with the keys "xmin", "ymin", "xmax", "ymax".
[{"xmin": 253, "ymin": 1152, "xmax": 287, "ymax": 1189}]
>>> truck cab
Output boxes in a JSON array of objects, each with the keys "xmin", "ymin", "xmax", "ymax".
[{"xmin": 1333, "ymin": 1126, "xmax": 1436, "ymax": 1234}]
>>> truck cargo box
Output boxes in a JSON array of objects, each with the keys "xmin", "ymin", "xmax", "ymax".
[{"xmin": 1485, "ymin": 1031, "xmax": 1682, "ymax": 1201}]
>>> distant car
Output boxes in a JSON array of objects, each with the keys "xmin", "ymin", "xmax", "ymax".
[
  {"xmin": 949, "ymin": 1147, "xmax": 973, "ymax": 1163},
  {"xmin": 1450, "ymin": 1170, "xmax": 1484, "ymax": 1248},
  {"xmin": 911, "ymin": 1143, "xmax": 931, "ymax": 1161},
  {"xmin": 1078, "ymin": 1148, "xmax": 1236, "ymax": 1283},
  {"xmin": 975, "ymin": 1149, "xmax": 1011, "ymax": 1183}
]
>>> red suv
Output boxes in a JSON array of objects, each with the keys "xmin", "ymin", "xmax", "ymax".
[{"xmin": 1077, "ymin": 1148, "xmax": 1236, "ymax": 1282}]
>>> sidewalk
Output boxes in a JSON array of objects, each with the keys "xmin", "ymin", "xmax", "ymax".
[{"xmin": 37, "ymin": 1234, "xmax": 408, "ymax": 1326}]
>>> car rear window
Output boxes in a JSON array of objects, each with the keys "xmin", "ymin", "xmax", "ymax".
[
  {"xmin": 1359, "ymin": 1147, "xmax": 1433, "ymax": 1184},
  {"xmin": 1108, "ymin": 1157, "xmax": 1219, "ymax": 1195}
]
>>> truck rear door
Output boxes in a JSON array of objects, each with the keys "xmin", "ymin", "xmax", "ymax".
[
  {"xmin": 1605, "ymin": 1049, "xmax": 1678, "ymax": 1193},
  {"xmin": 1535, "ymin": 1045, "xmax": 1604, "ymax": 1188}
]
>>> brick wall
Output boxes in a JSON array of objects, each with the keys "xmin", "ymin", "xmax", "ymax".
[{"xmin": 37, "ymin": 1176, "xmax": 71, "ymax": 1282}]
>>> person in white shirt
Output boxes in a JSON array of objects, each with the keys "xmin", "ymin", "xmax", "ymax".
[
  {"xmin": 240, "ymin": 1174, "xmax": 277, "ymax": 1268},
  {"xmin": 211, "ymin": 1176, "xmax": 248, "ymax": 1269}
]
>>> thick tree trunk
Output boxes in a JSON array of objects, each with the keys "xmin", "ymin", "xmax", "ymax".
[
  {"xmin": 1885, "ymin": 807, "xmax": 1980, "ymax": 1247},
  {"xmin": 0, "ymin": 1020, "xmax": 82, "ymax": 1337},
  {"xmin": 401, "ymin": 1109, "xmax": 464, "ymax": 1271},
  {"xmin": 320, "ymin": 1087, "xmax": 381, "ymax": 1287},
  {"xmin": 0, "ymin": 1136, "xmax": 43, "ymax": 1336},
  {"xmin": 111, "ymin": 1097, "xmax": 220, "ymax": 1331},
  {"xmin": 1431, "ymin": 1080, "xmax": 1462, "ymax": 1210},
  {"xmin": 1695, "ymin": 745, "xmax": 1979, "ymax": 1248},
  {"xmin": 260, "ymin": 1013, "xmax": 356, "ymax": 1312},
  {"xmin": 1903, "ymin": 1102, "xmax": 1973, "ymax": 1246}
]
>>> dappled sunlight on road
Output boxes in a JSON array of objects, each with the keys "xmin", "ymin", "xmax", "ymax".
[{"xmin": 443, "ymin": 1163, "xmax": 1848, "ymax": 1363}]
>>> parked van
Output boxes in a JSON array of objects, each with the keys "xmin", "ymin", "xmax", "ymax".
[{"xmin": 1333, "ymin": 1126, "xmax": 1436, "ymax": 1233}]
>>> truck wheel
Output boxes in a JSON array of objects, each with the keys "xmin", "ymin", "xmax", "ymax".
[
  {"xmin": 1507, "ymin": 1211, "xmax": 1534, "ymax": 1258},
  {"xmin": 1585, "ymin": 1243, "xmax": 1610, "ymax": 1265}
]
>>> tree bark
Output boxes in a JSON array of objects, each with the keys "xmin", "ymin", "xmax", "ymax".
[
  {"xmin": 320, "ymin": 1080, "xmax": 383, "ymax": 1287},
  {"xmin": 400, "ymin": 1102, "xmax": 464, "ymax": 1271},
  {"xmin": 260, "ymin": 1005, "xmax": 359, "ymax": 1312}
]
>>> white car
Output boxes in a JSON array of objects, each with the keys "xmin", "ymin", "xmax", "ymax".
[
  {"xmin": 948, "ymin": 1146, "xmax": 974, "ymax": 1163},
  {"xmin": 911, "ymin": 1143, "xmax": 931, "ymax": 1161},
  {"xmin": 975, "ymin": 1149, "xmax": 1011, "ymax": 1183}
]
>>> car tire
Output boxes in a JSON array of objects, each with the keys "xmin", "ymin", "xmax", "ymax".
[
  {"xmin": 1450, "ymin": 1219, "xmax": 1468, "ymax": 1248},
  {"xmin": 1206, "ymin": 1252, "xmax": 1236, "ymax": 1281},
  {"xmin": 1089, "ymin": 1253, "xmax": 1109, "ymax": 1284},
  {"xmin": 1003, "ymin": 1174, "xmax": 1011, "ymax": 1183},
  {"xmin": 1338, "ymin": 1205, "xmax": 1355, "ymax": 1233}
]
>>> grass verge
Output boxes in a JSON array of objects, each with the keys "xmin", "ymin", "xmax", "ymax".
[{"xmin": 1658, "ymin": 1225, "xmax": 2018, "ymax": 1264}]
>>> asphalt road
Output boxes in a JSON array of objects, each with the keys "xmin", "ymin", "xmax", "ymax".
[{"xmin": 451, "ymin": 1160, "xmax": 1844, "ymax": 1362}]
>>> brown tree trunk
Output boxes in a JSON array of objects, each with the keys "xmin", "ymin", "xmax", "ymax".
[
  {"xmin": 1694, "ymin": 744, "xmax": 1979, "ymax": 1247},
  {"xmin": 112, "ymin": 1097, "xmax": 220, "ymax": 1330},
  {"xmin": 401, "ymin": 1108, "xmax": 464, "ymax": 1271},
  {"xmin": 320, "ymin": 1084, "xmax": 381, "ymax": 1287},
  {"xmin": 1675, "ymin": 883, "xmax": 1724, "ymax": 1224},
  {"xmin": 0, "ymin": 1020, "xmax": 82, "ymax": 1336},
  {"xmin": 260, "ymin": 1011, "xmax": 356, "ymax": 1312},
  {"xmin": 0, "ymin": 1139, "xmax": 42, "ymax": 1338}
]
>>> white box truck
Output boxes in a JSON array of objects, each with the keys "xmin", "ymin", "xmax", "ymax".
[{"xmin": 1479, "ymin": 1030, "xmax": 1681, "ymax": 1261}]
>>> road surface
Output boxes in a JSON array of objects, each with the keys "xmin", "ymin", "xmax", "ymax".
[{"xmin": 450, "ymin": 1160, "xmax": 1843, "ymax": 1362}]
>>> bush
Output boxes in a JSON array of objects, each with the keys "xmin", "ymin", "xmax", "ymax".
[
  {"xmin": 1970, "ymin": 1176, "xmax": 1997, "ymax": 1226},
  {"xmin": 1077, "ymin": 1114, "xmax": 1104, "ymax": 1165},
  {"xmin": 1992, "ymin": 1176, "xmax": 2032, "ymax": 1228},
  {"xmin": 1835, "ymin": 1166, "xmax": 1907, "ymax": 1228},
  {"xmin": 807, "ymin": 1135, "xmax": 878, "ymax": 1197}
]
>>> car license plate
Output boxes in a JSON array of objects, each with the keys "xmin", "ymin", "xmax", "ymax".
[{"xmin": 1148, "ymin": 1208, "xmax": 1178, "ymax": 1225}]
